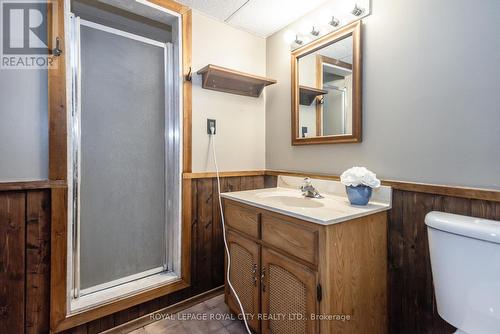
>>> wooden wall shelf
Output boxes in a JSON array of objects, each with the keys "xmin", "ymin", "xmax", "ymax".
[
  {"xmin": 197, "ymin": 64, "xmax": 277, "ymax": 97},
  {"xmin": 299, "ymin": 85, "xmax": 328, "ymax": 106}
]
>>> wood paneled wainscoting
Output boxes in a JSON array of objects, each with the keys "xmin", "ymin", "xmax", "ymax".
[
  {"xmin": 0, "ymin": 175, "xmax": 267, "ymax": 334},
  {"xmin": 0, "ymin": 188, "xmax": 51, "ymax": 334},
  {"xmin": 388, "ymin": 189, "xmax": 500, "ymax": 334},
  {"xmin": 1, "ymin": 174, "xmax": 499, "ymax": 333},
  {"xmin": 264, "ymin": 173, "xmax": 500, "ymax": 334},
  {"xmin": 61, "ymin": 175, "xmax": 268, "ymax": 333}
]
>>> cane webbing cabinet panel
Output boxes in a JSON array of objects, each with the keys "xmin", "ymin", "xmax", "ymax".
[
  {"xmin": 263, "ymin": 248, "xmax": 316, "ymax": 334},
  {"xmin": 226, "ymin": 230, "xmax": 261, "ymax": 332}
]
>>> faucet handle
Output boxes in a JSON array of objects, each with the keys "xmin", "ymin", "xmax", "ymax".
[{"xmin": 301, "ymin": 177, "xmax": 312, "ymax": 192}]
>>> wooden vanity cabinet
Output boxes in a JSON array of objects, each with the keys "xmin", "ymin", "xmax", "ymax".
[{"xmin": 223, "ymin": 199, "xmax": 388, "ymax": 334}]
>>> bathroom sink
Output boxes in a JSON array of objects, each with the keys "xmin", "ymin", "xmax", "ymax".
[
  {"xmin": 221, "ymin": 175, "xmax": 392, "ymax": 225},
  {"xmin": 255, "ymin": 191, "xmax": 294, "ymax": 198},
  {"xmin": 257, "ymin": 195, "xmax": 324, "ymax": 208}
]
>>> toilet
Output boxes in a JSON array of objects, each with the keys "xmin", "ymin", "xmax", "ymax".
[{"xmin": 425, "ymin": 211, "xmax": 500, "ymax": 334}]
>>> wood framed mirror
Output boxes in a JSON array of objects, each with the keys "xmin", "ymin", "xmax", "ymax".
[{"xmin": 291, "ymin": 20, "xmax": 362, "ymax": 145}]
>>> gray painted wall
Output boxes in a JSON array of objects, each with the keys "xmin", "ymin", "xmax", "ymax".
[
  {"xmin": 0, "ymin": 70, "xmax": 48, "ymax": 181},
  {"xmin": 0, "ymin": 0, "xmax": 173, "ymax": 182},
  {"xmin": 1, "ymin": 0, "xmax": 499, "ymax": 190},
  {"xmin": 266, "ymin": 0, "xmax": 500, "ymax": 190}
]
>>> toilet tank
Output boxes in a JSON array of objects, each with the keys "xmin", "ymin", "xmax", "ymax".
[{"xmin": 425, "ymin": 212, "xmax": 500, "ymax": 334}]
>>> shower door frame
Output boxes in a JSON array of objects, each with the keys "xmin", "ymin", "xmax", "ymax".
[
  {"xmin": 67, "ymin": 16, "xmax": 178, "ymax": 311},
  {"xmin": 48, "ymin": 0, "xmax": 192, "ymax": 332}
]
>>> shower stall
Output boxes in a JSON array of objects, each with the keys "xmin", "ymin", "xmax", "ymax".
[
  {"xmin": 322, "ymin": 84, "xmax": 347, "ymax": 135},
  {"xmin": 67, "ymin": 0, "xmax": 183, "ymax": 312}
]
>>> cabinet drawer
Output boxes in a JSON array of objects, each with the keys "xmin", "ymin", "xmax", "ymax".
[
  {"xmin": 224, "ymin": 201, "xmax": 260, "ymax": 238},
  {"xmin": 262, "ymin": 215, "xmax": 318, "ymax": 265}
]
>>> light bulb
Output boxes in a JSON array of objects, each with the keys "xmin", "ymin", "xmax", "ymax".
[
  {"xmin": 329, "ymin": 16, "xmax": 340, "ymax": 27},
  {"xmin": 294, "ymin": 35, "xmax": 304, "ymax": 46},
  {"xmin": 310, "ymin": 26, "xmax": 320, "ymax": 36},
  {"xmin": 351, "ymin": 4, "xmax": 365, "ymax": 16},
  {"xmin": 300, "ymin": 35, "xmax": 311, "ymax": 45}
]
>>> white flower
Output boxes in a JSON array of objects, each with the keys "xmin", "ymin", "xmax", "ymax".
[{"xmin": 340, "ymin": 167, "xmax": 381, "ymax": 188}]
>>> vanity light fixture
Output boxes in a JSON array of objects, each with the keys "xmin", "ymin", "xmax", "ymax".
[
  {"xmin": 351, "ymin": 4, "xmax": 365, "ymax": 16},
  {"xmin": 287, "ymin": 1, "xmax": 370, "ymax": 49},
  {"xmin": 329, "ymin": 16, "xmax": 340, "ymax": 27}
]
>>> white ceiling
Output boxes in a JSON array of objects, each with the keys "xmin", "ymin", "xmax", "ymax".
[{"xmin": 176, "ymin": 0, "xmax": 331, "ymax": 38}]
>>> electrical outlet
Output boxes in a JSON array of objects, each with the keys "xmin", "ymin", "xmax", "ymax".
[{"xmin": 207, "ymin": 119, "xmax": 216, "ymax": 135}]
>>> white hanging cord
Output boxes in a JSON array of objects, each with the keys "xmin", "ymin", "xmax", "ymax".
[{"xmin": 210, "ymin": 128, "xmax": 252, "ymax": 334}]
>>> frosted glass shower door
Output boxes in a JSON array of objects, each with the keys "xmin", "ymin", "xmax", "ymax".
[{"xmin": 72, "ymin": 19, "xmax": 174, "ymax": 297}]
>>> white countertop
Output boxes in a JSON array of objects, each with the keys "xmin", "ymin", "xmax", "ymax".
[{"xmin": 221, "ymin": 175, "xmax": 392, "ymax": 226}]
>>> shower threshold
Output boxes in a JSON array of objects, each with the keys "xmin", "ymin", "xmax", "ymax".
[{"xmin": 70, "ymin": 270, "xmax": 179, "ymax": 313}]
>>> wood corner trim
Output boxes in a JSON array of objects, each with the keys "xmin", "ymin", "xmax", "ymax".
[
  {"xmin": 381, "ymin": 179, "xmax": 500, "ymax": 202},
  {"xmin": 48, "ymin": 0, "xmax": 67, "ymax": 181},
  {"xmin": 182, "ymin": 8, "xmax": 192, "ymax": 173},
  {"xmin": 183, "ymin": 170, "xmax": 266, "ymax": 179},
  {"xmin": 265, "ymin": 169, "xmax": 500, "ymax": 202},
  {"xmin": 0, "ymin": 180, "xmax": 67, "ymax": 191}
]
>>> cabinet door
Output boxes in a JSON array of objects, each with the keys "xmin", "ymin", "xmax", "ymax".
[
  {"xmin": 226, "ymin": 230, "xmax": 261, "ymax": 332},
  {"xmin": 261, "ymin": 247, "xmax": 318, "ymax": 334}
]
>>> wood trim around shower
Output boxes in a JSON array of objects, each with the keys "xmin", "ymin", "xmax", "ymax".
[{"xmin": 47, "ymin": 0, "xmax": 193, "ymax": 332}]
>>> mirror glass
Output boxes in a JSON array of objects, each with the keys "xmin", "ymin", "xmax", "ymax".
[{"xmin": 297, "ymin": 35, "xmax": 354, "ymax": 138}]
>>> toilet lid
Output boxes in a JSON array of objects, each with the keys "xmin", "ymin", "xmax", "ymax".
[{"xmin": 425, "ymin": 211, "xmax": 500, "ymax": 244}]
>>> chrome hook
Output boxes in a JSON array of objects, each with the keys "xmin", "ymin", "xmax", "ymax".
[
  {"xmin": 52, "ymin": 37, "xmax": 62, "ymax": 57},
  {"xmin": 185, "ymin": 67, "xmax": 192, "ymax": 82}
]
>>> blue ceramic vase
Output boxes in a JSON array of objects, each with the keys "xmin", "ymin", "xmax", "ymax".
[{"xmin": 345, "ymin": 185, "xmax": 372, "ymax": 205}]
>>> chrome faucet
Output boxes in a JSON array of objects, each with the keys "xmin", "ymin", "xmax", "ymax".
[{"xmin": 300, "ymin": 178, "xmax": 323, "ymax": 199}]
